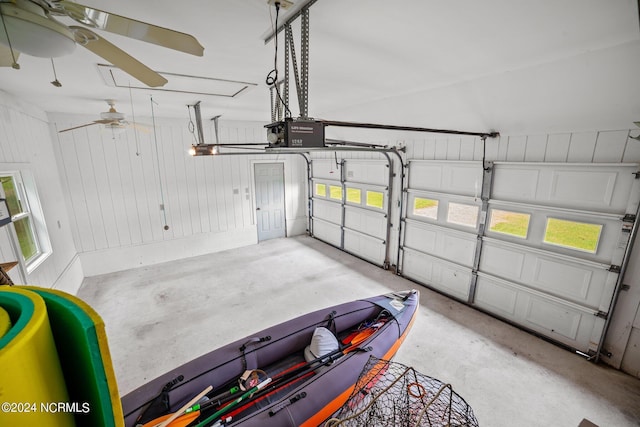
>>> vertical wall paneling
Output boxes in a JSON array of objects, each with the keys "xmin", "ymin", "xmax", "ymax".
[
  {"xmin": 94, "ymin": 130, "xmax": 120, "ymax": 248},
  {"xmin": 544, "ymin": 133, "xmax": 571, "ymax": 161},
  {"xmin": 57, "ymin": 133, "xmax": 90, "ymax": 252},
  {"xmin": 524, "ymin": 134, "xmax": 548, "ymax": 161},
  {"xmin": 506, "ymin": 136, "xmax": 527, "ymax": 161},
  {"xmin": 0, "ymin": 92, "xmax": 82, "ymax": 292},
  {"xmin": 213, "ymin": 156, "xmax": 229, "ymax": 232},
  {"xmin": 49, "ymin": 114, "xmax": 304, "ymax": 277},
  {"xmin": 78, "ymin": 130, "xmax": 108, "ymax": 250},
  {"xmin": 567, "ymin": 132, "xmax": 598, "ymax": 162},
  {"xmin": 593, "ymin": 130, "xmax": 628, "ymax": 162},
  {"xmin": 114, "ymin": 135, "xmax": 136, "ymax": 246}
]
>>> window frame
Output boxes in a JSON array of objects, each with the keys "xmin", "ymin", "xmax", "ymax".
[
  {"xmin": 487, "ymin": 208, "xmax": 531, "ymax": 240},
  {"xmin": 446, "ymin": 201, "xmax": 480, "ymax": 229},
  {"xmin": 0, "ymin": 171, "xmax": 52, "ymax": 273},
  {"xmin": 542, "ymin": 216, "xmax": 603, "ymax": 254},
  {"xmin": 412, "ymin": 196, "xmax": 439, "ymax": 221}
]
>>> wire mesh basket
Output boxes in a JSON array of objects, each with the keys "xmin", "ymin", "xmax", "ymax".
[{"xmin": 325, "ymin": 356, "xmax": 479, "ymax": 427}]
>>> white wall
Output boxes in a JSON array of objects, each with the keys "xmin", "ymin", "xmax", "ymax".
[
  {"xmin": 0, "ymin": 91, "xmax": 82, "ymax": 293},
  {"xmin": 48, "ymin": 113, "xmax": 308, "ymax": 276}
]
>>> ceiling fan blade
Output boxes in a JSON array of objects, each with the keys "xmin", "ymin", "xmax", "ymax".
[
  {"xmin": 70, "ymin": 26, "xmax": 168, "ymax": 88},
  {"xmin": 0, "ymin": 44, "xmax": 20, "ymax": 67},
  {"xmin": 127, "ymin": 122, "xmax": 151, "ymax": 133},
  {"xmin": 59, "ymin": 1, "xmax": 204, "ymax": 56},
  {"xmin": 58, "ymin": 121, "xmax": 101, "ymax": 133}
]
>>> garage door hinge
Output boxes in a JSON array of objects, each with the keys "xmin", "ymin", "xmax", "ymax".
[
  {"xmin": 608, "ymin": 265, "xmax": 621, "ymax": 273},
  {"xmin": 634, "ymin": 171, "xmax": 640, "ymax": 179},
  {"xmin": 622, "ymin": 214, "xmax": 636, "ymax": 223},
  {"xmin": 595, "ymin": 311, "xmax": 608, "ymax": 319}
]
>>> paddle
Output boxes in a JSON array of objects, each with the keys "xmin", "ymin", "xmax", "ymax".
[
  {"xmin": 142, "ymin": 323, "xmax": 382, "ymax": 427},
  {"xmin": 209, "ymin": 332, "xmax": 378, "ymax": 423},
  {"xmin": 194, "ymin": 378, "xmax": 272, "ymax": 427},
  {"xmin": 141, "ymin": 385, "xmax": 212, "ymax": 427}
]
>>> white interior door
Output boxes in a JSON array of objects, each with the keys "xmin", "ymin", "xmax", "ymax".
[{"xmin": 254, "ymin": 163, "xmax": 286, "ymax": 242}]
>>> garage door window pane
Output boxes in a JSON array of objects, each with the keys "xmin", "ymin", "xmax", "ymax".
[
  {"xmin": 413, "ymin": 197, "xmax": 438, "ymax": 220},
  {"xmin": 329, "ymin": 185, "xmax": 343, "ymax": 200},
  {"xmin": 489, "ymin": 209, "xmax": 530, "ymax": 238},
  {"xmin": 315, "ymin": 183, "xmax": 326, "ymax": 197},
  {"xmin": 346, "ymin": 188, "xmax": 361, "ymax": 204},
  {"xmin": 366, "ymin": 191, "xmax": 384, "ymax": 209},
  {"xmin": 544, "ymin": 218, "xmax": 602, "ymax": 253},
  {"xmin": 447, "ymin": 202, "xmax": 478, "ymax": 228}
]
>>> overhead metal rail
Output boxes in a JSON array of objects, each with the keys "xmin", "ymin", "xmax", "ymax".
[{"xmin": 323, "ymin": 120, "xmax": 499, "ymax": 139}]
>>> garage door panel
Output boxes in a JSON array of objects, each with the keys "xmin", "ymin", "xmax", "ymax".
[
  {"xmin": 311, "ymin": 160, "xmax": 341, "ymax": 180},
  {"xmin": 475, "ymin": 275, "xmax": 600, "ymax": 351},
  {"xmin": 403, "ymin": 248, "xmax": 471, "ymax": 301},
  {"xmin": 408, "ymin": 161, "xmax": 482, "ymax": 196},
  {"xmin": 403, "ymin": 221, "xmax": 437, "ymax": 253},
  {"xmin": 524, "ymin": 296, "xmax": 583, "ymax": 341},
  {"xmin": 492, "ymin": 163, "xmax": 637, "ymax": 213},
  {"xmin": 312, "ymin": 199, "xmax": 342, "ymax": 224},
  {"xmin": 344, "ymin": 160, "xmax": 388, "ymax": 186},
  {"xmin": 344, "ymin": 206, "xmax": 386, "ymax": 240},
  {"xmin": 549, "ymin": 170, "xmax": 616, "ymax": 207},
  {"xmin": 480, "ymin": 240, "xmax": 612, "ymax": 308},
  {"xmin": 404, "ymin": 220, "xmax": 476, "ymax": 267},
  {"xmin": 312, "ymin": 218, "xmax": 341, "ymax": 247},
  {"xmin": 475, "ymin": 276, "xmax": 518, "ymax": 316},
  {"xmin": 344, "ymin": 229, "xmax": 385, "ymax": 266},
  {"xmin": 486, "ymin": 202, "xmax": 624, "ymax": 264},
  {"xmin": 480, "ymin": 243, "xmax": 526, "ymax": 280},
  {"xmin": 532, "ymin": 258, "xmax": 594, "ymax": 301}
]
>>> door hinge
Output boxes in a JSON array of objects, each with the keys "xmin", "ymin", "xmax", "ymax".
[
  {"xmin": 621, "ymin": 283, "xmax": 630, "ymax": 291},
  {"xmin": 595, "ymin": 311, "xmax": 608, "ymax": 319},
  {"xmin": 608, "ymin": 265, "xmax": 621, "ymax": 273},
  {"xmin": 634, "ymin": 171, "xmax": 640, "ymax": 179},
  {"xmin": 623, "ymin": 214, "xmax": 636, "ymax": 223}
]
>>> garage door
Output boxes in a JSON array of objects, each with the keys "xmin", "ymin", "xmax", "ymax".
[
  {"xmin": 401, "ymin": 160, "xmax": 640, "ymax": 355},
  {"xmin": 401, "ymin": 160, "xmax": 483, "ymax": 300},
  {"xmin": 310, "ymin": 159, "xmax": 391, "ymax": 267}
]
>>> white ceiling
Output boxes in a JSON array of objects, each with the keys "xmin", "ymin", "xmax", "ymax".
[{"xmin": 1, "ymin": 0, "xmax": 639, "ymax": 136}]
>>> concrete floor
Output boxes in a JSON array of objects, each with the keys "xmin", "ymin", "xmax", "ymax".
[{"xmin": 78, "ymin": 235, "xmax": 640, "ymax": 427}]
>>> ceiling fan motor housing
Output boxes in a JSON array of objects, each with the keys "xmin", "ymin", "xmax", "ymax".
[{"xmin": 0, "ymin": 0, "xmax": 76, "ymax": 58}]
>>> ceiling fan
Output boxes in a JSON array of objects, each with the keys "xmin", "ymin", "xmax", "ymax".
[
  {"xmin": 0, "ymin": 0, "xmax": 204, "ymax": 87},
  {"xmin": 58, "ymin": 100, "xmax": 148, "ymax": 133}
]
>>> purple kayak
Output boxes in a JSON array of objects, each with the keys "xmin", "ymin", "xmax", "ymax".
[{"xmin": 122, "ymin": 289, "xmax": 419, "ymax": 427}]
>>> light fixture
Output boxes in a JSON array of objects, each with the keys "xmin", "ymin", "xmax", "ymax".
[
  {"xmin": 105, "ymin": 124, "xmax": 126, "ymax": 137},
  {"xmin": 0, "ymin": 1, "xmax": 76, "ymax": 58},
  {"xmin": 189, "ymin": 144, "xmax": 218, "ymax": 156}
]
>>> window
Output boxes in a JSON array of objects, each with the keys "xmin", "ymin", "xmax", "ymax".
[
  {"xmin": 346, "ymin": 188, "xmax": 361, "ymax": 204},
  {"xmin": 447, "ymin": 202, "xmax": 478, "ymax": 228},
  {"xmin": 413, "ymin": 197, "xmax": 438, "ymax": 220},
  {"xmin": 329, "ymin": 185, "xmax": 343, "ymax": 200},
  {"xmin": 366, "ymin": 191, "xmax": 384, "ymax": 209},
  {"xmin": 544, "ymin": 218, "xmax": 602, "ymax": 253},
  {"xmin": 0, "ymin": 172, "xmax": 50, "ymax": 270},
  {"xmin": 315, "ymin": 183, "xmax": 326, "ymax": 197},
  {"xmin": 489, "ymin": 209, "xmax": 530, "ymax": 238}
]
